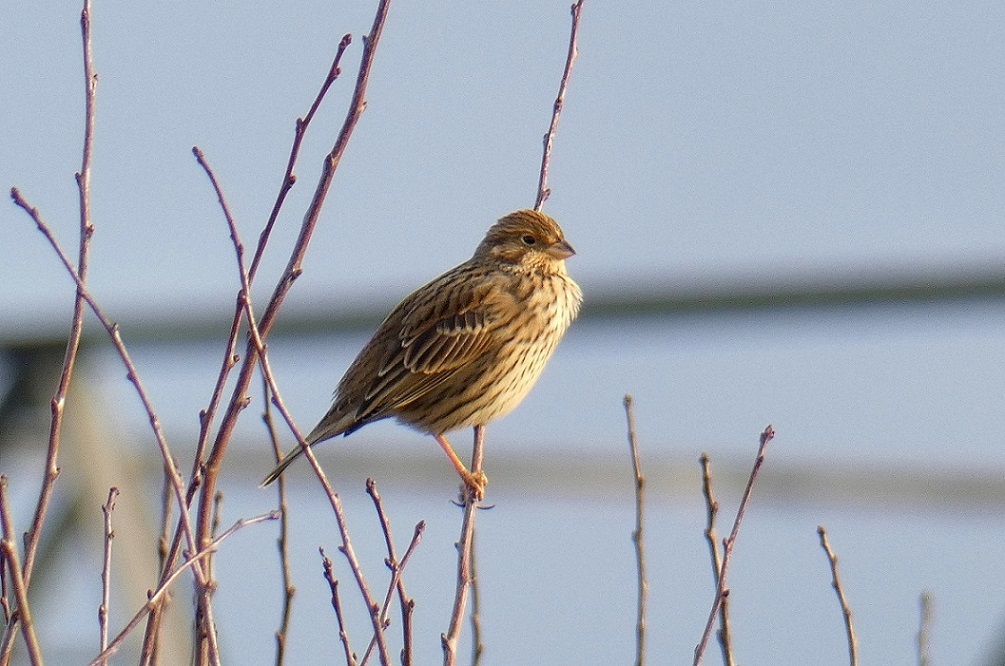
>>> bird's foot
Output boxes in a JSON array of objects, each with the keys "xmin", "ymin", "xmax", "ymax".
[{"xmin": 459, "ymin": 469, "xmax": 488, "ymax": 501}]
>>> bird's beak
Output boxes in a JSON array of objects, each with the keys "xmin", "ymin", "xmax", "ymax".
[{"xmin": 546, "ymin": 239, "xmax": 576, "ymax": 260}]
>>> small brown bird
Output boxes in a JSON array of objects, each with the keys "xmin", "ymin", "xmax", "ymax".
[{"xmin": 262, "ymin": 209, "xmax": 582, "ymax": 498}]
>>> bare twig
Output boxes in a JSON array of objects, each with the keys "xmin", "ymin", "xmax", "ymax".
[
  {"xmin": 469, "ymin": 529, "xmax": 484, "ymax": 666},
  {"xmin": 1, "ymin": 557, "xmax": 9, "ymax": 624},
  {"xmin": 442, "ymin": 425, "xmax": 487, "ymax": 666},
  {"xmin": 624, "ymin": 395, "xmax": 647, "ymax": 666},
  {"xmin": 262, "ymin": 377, "xmax": 296, "ymax": 666},
  {"xmin": 321, "ymin": 549, "xmax": 358, "ymax": 666},
  {"xmin": 699, "ymin": 455, "xmax": 734, "ymax": 666},
  {"xmin": 0, "ymin": 477, "xmax": 44, "ymax": 666},
  {"xmin": 250, "ymin": 33, "xmax": 354, "ymax": 282},
  {"xmin": 818, "ymin": 526, "xmax": 858, "ymax": 666},
  {"xmin": 917, "ymin": 591, "xmax": 932, "ymax": 666},
  {"xmin": 98, "ymin": 488, "xmax": 120, "ymax": 660},
  {"xmin": 89, "ymin": 511, "xmax": 279, "ymax": 666},
  {"xmin": 694, "ymin": 426, "xmax": 775, "ymax": 666},
  {"xmin": 534, "ymin": 0, "xmax": 585, "ymax": 211}
]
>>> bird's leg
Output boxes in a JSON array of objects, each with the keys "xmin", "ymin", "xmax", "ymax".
[{"xmin": 435, "ymin": 433, "xmax": 487, "ymax": 500}]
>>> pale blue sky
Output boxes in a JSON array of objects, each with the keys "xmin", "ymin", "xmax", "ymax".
[{"xmin": 3, "ymin": 2, "xmax": 1005, "ymax": 664}]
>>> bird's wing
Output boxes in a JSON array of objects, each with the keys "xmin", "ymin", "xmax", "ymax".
[{"xmin": 353, "ymin": 271, "xmax": 515, "ymax": 419}]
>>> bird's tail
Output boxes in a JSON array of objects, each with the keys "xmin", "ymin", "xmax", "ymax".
[{"xmin": 260, "ymin": 445, "xmax": 307, "ymax": 487}]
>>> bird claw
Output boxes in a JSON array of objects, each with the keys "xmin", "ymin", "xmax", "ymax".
[{"xmin": 459, "ymin": 469, "xmax": 488, "ymax": 501}]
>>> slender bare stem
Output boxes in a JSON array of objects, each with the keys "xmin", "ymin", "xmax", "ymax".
[
  {"xmin": 262, "ymin": 377, "xmax": 296, "ymax": 666},
  {"xmin": 534, "ymin": 0, "xmax": 585, "ymax": 211},
  {"xmin": 699, "ymin": 455, "xmax": 734, "ymax": 666},
  {"xmin": 97, "ymin": 487, "xmax": 120, "ymax": 660},
  {"xmin": 321, "ymin": 549, "xmax": 358, "ymax": 666},
  {"xmin": 442, "ymin": 425, "xmax": 486, "ymax": 665},
  {"xmin": 694, "ymin": 426, "xmax": 775, "ymax": 666},
  {"xmin": 0, "ymin": 478, "xmax": 44, "ymax": 666},
  {"xmin": 623, "ymin": 395, "xmax": 647, "ymax": 666},
  {"xmin": 3, "ymin": 9, "xmax": 99, "ymax": 662},
  {"xmin": 88, "ymin": 512, "xmax": 278, "ymax": 666},
  {"xmin": 917, "ymin": 591, "xmax": 932, "ymax": 666},
  {"xmin": 818, "ymin": 526, "xmax": 858, "ymax": 666},
  {"xmin": 469, "ymin": 528, "xmax": 484, "ymax": 666}
]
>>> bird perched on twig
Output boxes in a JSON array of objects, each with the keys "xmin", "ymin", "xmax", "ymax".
[{"xmin": 262, "ymin": 209, "xmax": 582, "ymax": 498}]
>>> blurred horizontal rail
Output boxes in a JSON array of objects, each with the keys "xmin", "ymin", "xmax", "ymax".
[
  {"xmin": 5, "ymin": 266, "xmax": 1005, "ymax": 349},
  {"xmin": 9, "ymin": 440, "xmax": 992, "ymax": 513}
]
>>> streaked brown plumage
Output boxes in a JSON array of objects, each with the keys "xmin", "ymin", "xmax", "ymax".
[{"xmin": 262, "ymin": 209, "xmax": 582, "ymax": 497}]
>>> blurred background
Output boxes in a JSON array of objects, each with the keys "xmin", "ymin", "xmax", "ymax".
[{"xmin": 3, "ymin": 1, "xmax": 1005, "ymax": 664}]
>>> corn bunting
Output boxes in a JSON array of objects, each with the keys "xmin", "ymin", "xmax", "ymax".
[{"xmin": 262, "ymin": 209, "xmax": 582, "ymax": 498}]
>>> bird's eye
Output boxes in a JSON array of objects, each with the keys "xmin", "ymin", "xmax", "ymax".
[{"xmin": 521, "ymin": 235, "xmax": 537, "ymax": 246}]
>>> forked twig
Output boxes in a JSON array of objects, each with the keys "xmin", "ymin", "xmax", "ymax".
[
  {"xmin": 818, "ymin": 526, "xmax": 858, "ymax": 666},
  {"xmin": 624, "ymin": 395, "xmax": 647, "ymax": 666},
  {"xmin": 694, "ymin": 426, "xmax": 775, "ymax": 665},
  {"xmin": 699, "ymin": 454, "xmax": 734, "ymax": 666},
  {"xmin": 534, "ymin": 0, "xmax": 586, "ymax": 211}
]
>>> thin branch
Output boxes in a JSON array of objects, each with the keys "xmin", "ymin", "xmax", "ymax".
[
  {"xmin": 321, "ymin": 549, "xmax": 358, "ymax": 666},
  {"xmin": 442, "ymin": 425, "xmax": 487, "ymax": 666},
  {"xmin": 818, "ymin": 526, "xmax": 858, "ymax": 666},
  {"xmin": 468, "ymin": 529, "xmax": 484, "ymax": 666},
  {"xmin": 694, "ymin": 425, "xmax": 775, "ymax": 666},
  {"xmin": 917, "ymin": 591, "xmax": 932, "ymax": 666},
  {"xmin": 699, "ymin": 454, "xmax": 734, "ymax": 666},
  {"xmin": 1, "ymin": 556, "xmax": 9, "ymax": 625},
  {"xmin": 624, "ymin": 395, "xmax": 647, "ymax": 666},
  {"xmin": 250, "ymin": 33, "xmax": 354, "ymax": 283},
  {"xmin": 0, "ymin": 477, "xmax": 44, "ymax": 666},
  {"xmin": 534, "ymin": 0, "xmax": 585, "ymax": 211},
  {"xmin": 262, "ymin": 377, "xmax": 296, "ymax": 666},
  {"xmin": 89, "ymin": 511, "xmax": 279, "ymax": 666},
  {"xmin": 98, "ymin": 487, "xmax": 120, "ymax": 660}
]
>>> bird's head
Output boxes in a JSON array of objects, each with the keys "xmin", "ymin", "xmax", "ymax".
[{"xmin": 474, "ymin": 209, "xmax": 576, "ymax": 268}]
